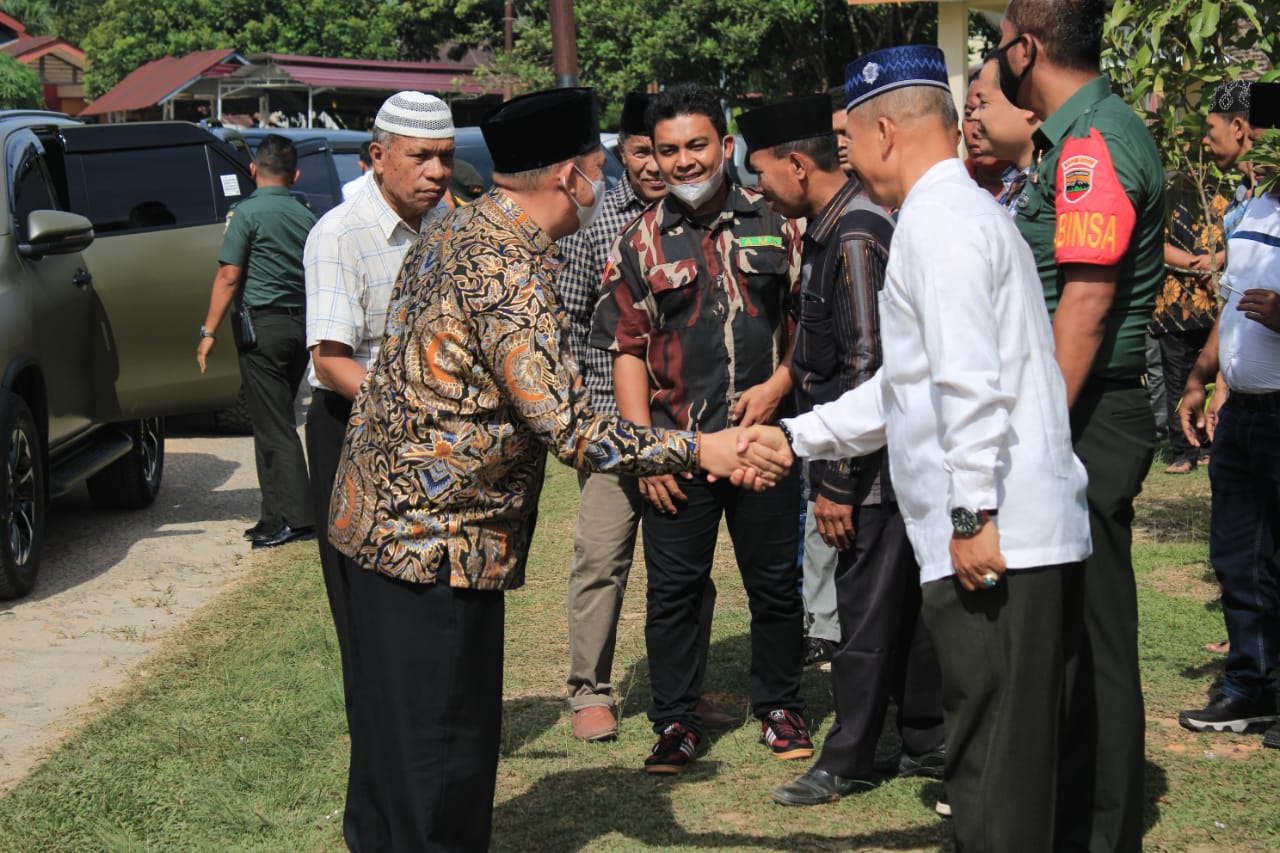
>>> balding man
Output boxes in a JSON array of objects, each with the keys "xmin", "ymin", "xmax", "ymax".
[{"xmin": 302, "ymin": 90, "xmax": 455, "ymax": 850}]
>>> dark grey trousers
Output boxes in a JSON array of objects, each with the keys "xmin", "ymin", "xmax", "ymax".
[
  {"xmin": 922, "ymin": 565, "xmax": 1077, "ymax": 853},
  {"xmin": 237, "ymin": 310, "xmax": 312, "ymax": 530},
  {"xmin": 815, "ymin": 503, "xmax": 943, "ymax": 779}
]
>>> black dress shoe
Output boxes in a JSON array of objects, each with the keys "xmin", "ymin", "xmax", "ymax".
[
  {"xmin": 251, "ymin": 524, "xmax": 317, "ymax": 549},
  {"xmin": 243, "ymin": 522, "xmax": 271, "ymax": 541},
  {"xmin": 872, "ymin": 744, "xmax": 947, "ymax": 779},
  {"xmin": 771, "ymin": 767, "xmax": 875, "ymax": 806}
]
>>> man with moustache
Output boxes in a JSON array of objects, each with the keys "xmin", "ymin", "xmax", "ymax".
[
  {"xmin": 829, "ymin": 86, "xmax": 854, "ymax": 174},
  {"xmin": 997, "ymin": 0, "xmax": 1165, "ymax": 848},
  {"xmin": 559, "ymin": 92, "xmax": 729, "ymax": 741},
  {"xmin": 592, "ymin": 82, "xmax": 811, "ymax": 774},
  {"xmin": 738, "ymin": 94, "xmax": 946, "ymax": 806},
  {"xmin": 302, "ymin": 90, "xmax": 455, "ymax": 849}
]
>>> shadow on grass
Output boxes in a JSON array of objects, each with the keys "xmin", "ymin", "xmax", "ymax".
[
  {"xmin": 491, "ymin": 763, "xmax": 948, "ymax": 852},
  {"xmin": 610, "ymin": 631, "xmax": 836, "ymax": 745},
  {"xmin": 1143, "ymin": 759, "xmax": 1170, "ymax": 836}
]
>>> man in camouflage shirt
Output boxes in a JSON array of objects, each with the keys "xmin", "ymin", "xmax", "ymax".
[{"xmin": 592, "ymin": 82, "xmax": 811, "ymax": 774}]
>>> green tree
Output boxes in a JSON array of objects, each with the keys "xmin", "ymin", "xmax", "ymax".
[
  {"xmin": 81, "ymin": 0, "xmax": 400, "ymax": 97},
  {"xmin": 1, "ymin": 0, "xmax": 55, "ymax": 35},
  {"xmin": 461, "ymin": 0, "xmax": 940, "ymax": 125},
  {"xmin": 0, "ymin": 53, "xmax": 45, "ymax": 108},
  {"xmin": 1103, "ymin": 0, "xmax": 1277, "ymax": 232}
]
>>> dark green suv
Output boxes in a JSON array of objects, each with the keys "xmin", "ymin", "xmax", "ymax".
[{"xmin": 0, "ymin": 112, "xmax": 252, "ymax": 598}]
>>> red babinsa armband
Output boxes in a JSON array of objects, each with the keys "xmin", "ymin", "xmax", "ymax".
[{"xmin": 1053, "ymin": 128, "xmax": 1136, "ymax": 266}]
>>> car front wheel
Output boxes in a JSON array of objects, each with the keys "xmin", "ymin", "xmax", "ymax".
[{"xmin": 0, "ymin": 392, "xmax": 45, "ymax": 599}]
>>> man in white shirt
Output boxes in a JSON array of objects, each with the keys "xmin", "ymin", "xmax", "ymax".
[
  {"xmin": 738, "ymin": 45, "xmax": 1090, "ymax": 852},
  {"xmin": 340, "ymin": 141, "xmax": 372, "ymax": 200},
  {"xmin": 302, "ymin": 89, "xmax": 454, "ymax": 849},
  {"xmin": 1177, "ymin": 83, "xmax": 1280, "ymax": 747}
]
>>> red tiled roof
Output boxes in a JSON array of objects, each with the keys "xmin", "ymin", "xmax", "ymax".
[
  {"xmin": 80, "ymin": 48, "xmax": 242, "ymax": 117},
  {"xmin": 1, "ymin": 34, "xmax": 85, "ymax": 62},
  {"xmin": 251, "ymin": 53, "xmax": 503, "ymax": 96}
]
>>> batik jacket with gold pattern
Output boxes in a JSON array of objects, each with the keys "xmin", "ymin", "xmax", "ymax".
[{"xmin": 329, "ymin": 190, "xmax": 699, "ymax": 590}]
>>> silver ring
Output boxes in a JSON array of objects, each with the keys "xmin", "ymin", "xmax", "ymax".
[{"xmin": 981, "ymin": 572, "xmax": 998, "ymax": 588}]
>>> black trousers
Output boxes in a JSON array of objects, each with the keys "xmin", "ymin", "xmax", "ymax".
[
  {"xmin": 1057, "ymin": 382, "xmax": 1153, "ymax": 853},
  {"xmin": 1158, "ymin": 327, "xmax": 1213, "ymax": 462},
  {"xmin": 643, "ymin": 472, "xmax": 804, "ymax": 732},
  {"xmin": 238, "ymin": 311, "xmax": 312, "ymax": 530},
  {"xmin": 922, "ymin": 565, "xmax": 1077, "ymax": 853},
  {"xmin": 815, "ymin": 504, "xmax": 944, "ymax": 779},
  {"xmin": 345, "ymin": 565, "xmax": 505, "ymax": 853},
  {"xmin": 304, "ymin": 389, "xmax": 363, "ymax": 846}
]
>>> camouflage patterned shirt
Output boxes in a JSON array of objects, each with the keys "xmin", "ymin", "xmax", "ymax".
[{"xmin": 590, "ymin": 184, "xmax": 802, "ymax": 431}]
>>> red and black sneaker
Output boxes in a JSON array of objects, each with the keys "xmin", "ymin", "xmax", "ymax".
[
  {"xmin": 761, "ymin": 709, "xmax": 814, "ymax": 760},
  {"xmin": 644, "ymin": 722, "xmax": 699, "ymax": 774}
]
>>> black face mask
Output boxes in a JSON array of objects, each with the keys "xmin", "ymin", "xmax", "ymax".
[{"xmin": 995, "ymin": 35, "xmax": 1031, "ymax": 109}]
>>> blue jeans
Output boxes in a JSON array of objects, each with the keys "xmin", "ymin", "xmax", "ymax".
[{"xmin": 1209, "ymin": 396, "xmax": 1280, "ymax": 701}]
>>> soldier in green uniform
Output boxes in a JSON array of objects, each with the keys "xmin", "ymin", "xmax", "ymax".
[
  {"xmin": 996, "ymin": 1, "xmax": 1164, "ymax": 850},
  {"xmin": 197, "ymin": 134, "xmax": 317, "ymax": 549}
]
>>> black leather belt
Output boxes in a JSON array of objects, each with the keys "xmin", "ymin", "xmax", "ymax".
[
  {"xmin": 251, "ymin": 305, "xmax": 305, "ymax": 316},
  {"xmin": 1229, "ymin": 390, "xmax": 1280, "ymax": 412}
]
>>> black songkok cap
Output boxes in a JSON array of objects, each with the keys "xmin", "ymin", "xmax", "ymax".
[
  {"xmin": 482, "ymin": 87, "xmax": 601, "ymax": 173},
  {"xmin": 737, "ymin": 94, "xmax": 834, "ymax": 156},
  {"xmin": 620, "ymin": 92, "xmax": 652, "ymax": 136},
  {"xmin": 1208, "ymin": 79, "xmax": 1252, "ymax": 115}
]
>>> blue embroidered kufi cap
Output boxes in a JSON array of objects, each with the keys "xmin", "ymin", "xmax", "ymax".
[{"xmin": 843, "ymin": 45, "xmax": 951, "ymax": 111}]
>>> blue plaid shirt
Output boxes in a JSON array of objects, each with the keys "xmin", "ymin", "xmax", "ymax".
[{"xmin": 557, "ymin": 179, "xmax": 651, "ymax": 416}]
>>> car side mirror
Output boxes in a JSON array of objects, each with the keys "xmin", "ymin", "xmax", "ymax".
[{"xmin": 19, "ymin": 210, "xmax": 95, "ymax": 259}]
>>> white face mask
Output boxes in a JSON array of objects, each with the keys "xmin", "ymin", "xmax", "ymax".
[
  {"xmin": 665, "ymin": 149, "xmax": 727, "ymax": 210},
  {"xmin": 563, "ymin": 165, "xmax": 607, "ymax": 232}
]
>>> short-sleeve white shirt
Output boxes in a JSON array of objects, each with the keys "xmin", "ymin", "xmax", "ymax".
[
  {"xmin": 304, "ymin": 175, "xmax": 442, "ymax": 390},
  {"xmin": 1219, "ymin": 193, "xmax": 1280, "ymax": 394}
]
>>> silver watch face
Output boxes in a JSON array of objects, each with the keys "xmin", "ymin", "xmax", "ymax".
[{"xmin": 951, "ymin": 507, "xmax": 981, "ymax": 536}]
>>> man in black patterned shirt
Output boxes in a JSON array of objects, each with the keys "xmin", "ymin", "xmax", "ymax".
[
  {"xmin": 740, "ymin": 95, "xmax": 946, "ymax": 806},
  {"xmin": 558, "ymin": 93, "xmax": 725, "ymax": 741}
]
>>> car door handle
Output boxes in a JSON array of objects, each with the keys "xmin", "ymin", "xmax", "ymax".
[{"xmin": 73, "ymin": 268, "xmax": 92, "ymax": 289}]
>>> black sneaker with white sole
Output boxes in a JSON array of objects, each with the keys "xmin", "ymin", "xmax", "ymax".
[{"xmin": 1178, "ymin": 693, "xmax": 1279, "ymax": 733}]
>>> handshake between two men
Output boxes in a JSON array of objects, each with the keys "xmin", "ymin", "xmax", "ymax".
[{"xmin": 697, "ymin": 425, "xmax": 795, "ymax": 490}]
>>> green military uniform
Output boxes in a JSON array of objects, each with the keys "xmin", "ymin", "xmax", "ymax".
[
  {"xmin": 1014, "ymin": 75, "xmax": 1164, "ymax": 853},
  {"xmin": 219, "ymin": 186, "xmax": 316, "ymax": 535}
]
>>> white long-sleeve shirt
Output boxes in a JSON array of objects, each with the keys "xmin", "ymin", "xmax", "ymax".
[{"xmin": 784, "ymin": 158, "xmax": 1091, "ymax": 584}]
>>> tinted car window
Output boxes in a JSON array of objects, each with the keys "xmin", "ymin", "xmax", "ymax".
[
  {"xmin": 294, "ymin": 149, "xmax": 337, "ymax": 212},
  {"xmin": 332, "ymin": 152, "xmax": 362, "ymax": 185},
  {"xmin": 66, "ymin": 146, "xmax": 236, "ymax": 234}
]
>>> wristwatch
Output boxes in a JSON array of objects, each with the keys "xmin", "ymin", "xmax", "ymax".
[
  {"xmin": 199, "ymin": 325, "xmax": 216, "ymax": 339},
  {"xmin": 950, "ymin": 507, "xmax": 996, "ymax": 538}
]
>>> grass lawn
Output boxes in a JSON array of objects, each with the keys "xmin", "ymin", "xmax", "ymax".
[{"xmin": 1, "ymin": 455, "xmax": 1278, "ymax": 851}]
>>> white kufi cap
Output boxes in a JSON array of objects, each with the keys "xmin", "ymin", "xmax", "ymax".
[{"xmin": 374, "ymin": 91, "xmax": 455, "ymax": 139}]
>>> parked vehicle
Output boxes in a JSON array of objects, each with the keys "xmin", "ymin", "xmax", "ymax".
[
  {"xmin": 0, "ymin": 113, "xmax": 249, "ymax": 598},
  {"xmin": 215, "ymin": 127, "xmax": 369, "ymax": 217}
]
